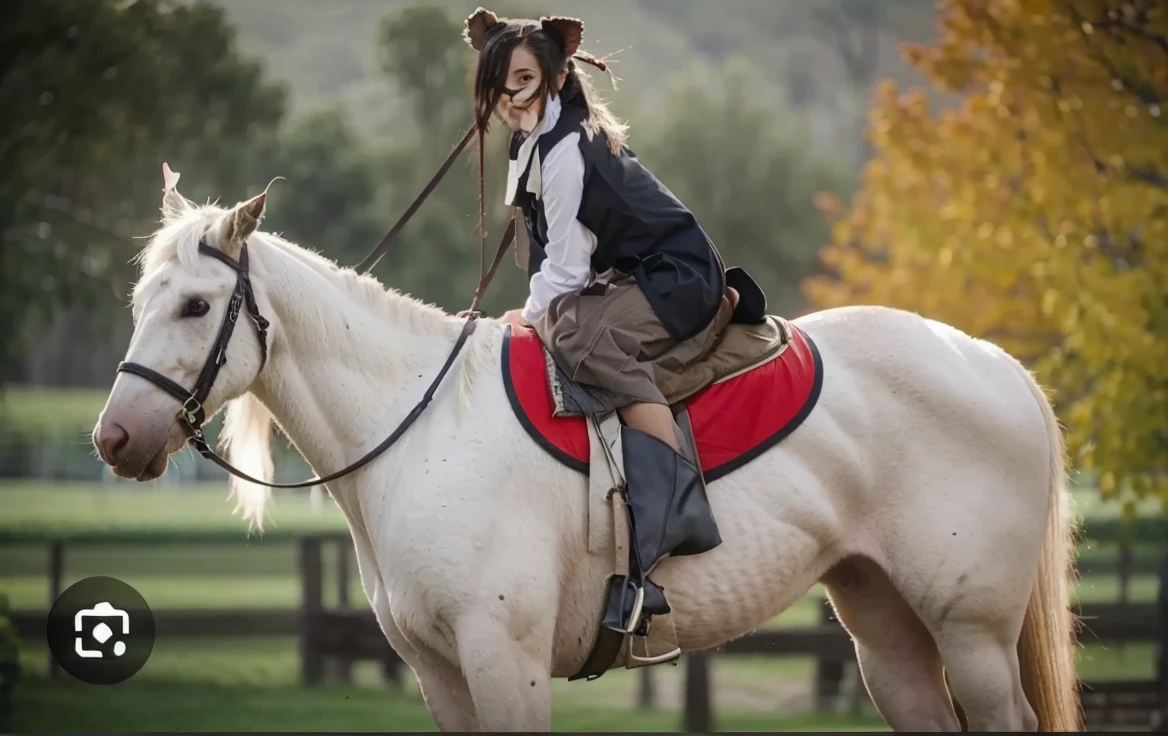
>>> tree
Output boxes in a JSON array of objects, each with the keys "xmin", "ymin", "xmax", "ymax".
[
  {"xmin": 378, "ymin": 5, "xmax": 473, "ymax": 132},
  {"xmin": 254, "ymin": 109, "xmax": 384, "ymax": 265},
  {"xmin": 0, "ymin": 0, "xmax": 287, "ymax": 382},
  {"xmin": 804, "ymin": 0, "xmax": 1168, "ymax": 508},
  {"xmin": 367, "ymin": 3, "xmax": 520, "ymax": 316},
  {"xmin": 635, "ymin": 59, "xmax": 852, "ymax": 316}
]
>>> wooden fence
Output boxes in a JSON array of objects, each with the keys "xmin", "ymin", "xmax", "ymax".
[{"xmin": 7, "ymin": 529, "xmax": 1165, "ymax": 731}]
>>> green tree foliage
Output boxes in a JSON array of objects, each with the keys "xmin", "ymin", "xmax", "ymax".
[
  {"xmin": 635, "ymin": 61, "xmax": 851, "ymax": 316},
  {"xmin": 0, "ymin": 0, "xmax": 286, "ymax": 380},
  {"xmin": 254, "ymin": 109, "xmax": 385, "ymax": 266},
  {"xmin": 378, "ymin": 5, "xmax": 473, "ymax": 131},
  {"xmin": 806, "ymin": 0, "xmax": 1168, "ymax": 508},
  {"xmin": 5, "ymin": 0, "xmax": 858, "ymax": 392},
  {"xmin": 364, "ymin": 4, "xmax": 520, "ymax": 315}
]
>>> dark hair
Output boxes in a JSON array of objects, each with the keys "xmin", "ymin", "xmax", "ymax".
[
  {"xmin": 471, "ymin": 20, "xmax": 627, "ymax": 154},
  {"xmin": 467, "ymin": 18, "xmax": 626, "ymax": 260}
]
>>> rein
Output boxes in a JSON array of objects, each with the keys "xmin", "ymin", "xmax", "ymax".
[{"xmin": 116, "ymin": 124, "xmax": 516, "ymax": 489}]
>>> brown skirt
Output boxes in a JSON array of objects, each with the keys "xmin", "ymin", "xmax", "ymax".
[{"xmin": 532, "ymin": 271, "xmax": 733, "ymax": 406}]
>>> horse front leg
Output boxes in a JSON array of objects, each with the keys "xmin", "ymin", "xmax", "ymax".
[
  {"xmin": 455, "ymin": 610, "xmax": 555, "ymax": 732},
  {"xmin": 409, "ymin": 647, "xmax": 483, "ymax": 732},
  {"xmin": 370, "ymin": 580, "xmax": 482, "ymax": 731},
  {"xmin": 448, "ymin": 544, "xmax": 562, "ymax": 732}
]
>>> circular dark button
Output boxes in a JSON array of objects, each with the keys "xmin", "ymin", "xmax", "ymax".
[{"xmin": 46, "ymin": 576, "xmax": 155, "ymax": 685}]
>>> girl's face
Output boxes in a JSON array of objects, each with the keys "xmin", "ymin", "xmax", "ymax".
[{"xmin": 495, "ymin": 44, "xmax": 565, "ymax": 134}]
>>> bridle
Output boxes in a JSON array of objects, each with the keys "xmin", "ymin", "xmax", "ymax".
[{"xmin": 115, "ymin": 123, "xmax": 516, "ymax": 489}]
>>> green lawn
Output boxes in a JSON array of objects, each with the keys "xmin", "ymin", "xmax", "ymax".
[
  {"xmin": 10, "ymin": 675, "xmax": 890, "ymax": 733},
  {"xmin": 0, "ymin": 479, "xmax": 1162, "ymax": 732},
  {"xmin": 0, "ymin": 479, "xmax": 343, "ymax": 535},
  {"xmin": 0, "ymin": 384, "xmax": 110, "ymax": 436}
]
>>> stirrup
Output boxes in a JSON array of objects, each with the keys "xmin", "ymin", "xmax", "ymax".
[
  {"xmin": 626, "ymin": 639, "xmax": 681, "ymax": 667},
  {"xmin": 622, "ymin": 585, "xmax": 645, "ymax": 635}
]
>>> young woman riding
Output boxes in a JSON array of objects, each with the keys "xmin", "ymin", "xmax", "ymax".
[{"xmin": 463, "ymin": 8, "xmax": 766, "ymax": 636}]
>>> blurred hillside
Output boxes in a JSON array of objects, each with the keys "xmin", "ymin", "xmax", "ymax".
[{"xmin": 216, "ymin": 0, "xmax": 942, "ymax": 165}]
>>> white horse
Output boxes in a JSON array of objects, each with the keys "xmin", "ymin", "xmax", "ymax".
[{"xmin": 93, "ymin": 182, "xmax": 1081, "ymax": 732}]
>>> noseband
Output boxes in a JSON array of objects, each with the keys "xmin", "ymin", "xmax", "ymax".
[{"xmin": 118, "ymin": 240, "xmax": 269, "ymax": 442}]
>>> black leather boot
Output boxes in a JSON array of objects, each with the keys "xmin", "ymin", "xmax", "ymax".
[{"xmin": 600, "ymin": 426, "xmax": 722, "ymax": 635}]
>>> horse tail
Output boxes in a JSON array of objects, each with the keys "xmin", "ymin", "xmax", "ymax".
[{"xmin": 1014, "ymin": 362, "xmax": 1082, "ymax": 731}]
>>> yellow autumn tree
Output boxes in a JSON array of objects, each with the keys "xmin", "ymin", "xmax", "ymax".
[{"xmin": 805, "ymin": 0, "xmax": 1168, "ymax": 508}]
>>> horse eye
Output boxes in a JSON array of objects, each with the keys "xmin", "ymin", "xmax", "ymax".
[{"xmin": 182, "ymin": 298, "xmax": 210, "ymax": 318}]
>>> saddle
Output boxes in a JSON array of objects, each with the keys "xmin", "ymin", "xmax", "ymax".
[{"xmin": 501, "ymin": 309, "xmax": 825, "ymax": 681}]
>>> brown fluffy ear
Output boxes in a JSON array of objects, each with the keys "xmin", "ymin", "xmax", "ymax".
[
  {"xmin": 463, "ymin": 7, "xmax": 499, "ymax": 51},
  {"xmin": 219, "ymin": 190, "xmax": 267, "ymax": 257},
  {"xmin": 541, "ymin": 16, "xmax": 583, "ymax": 58}
]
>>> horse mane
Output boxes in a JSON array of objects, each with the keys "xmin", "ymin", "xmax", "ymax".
[
  {"xmin": 137, "ymin": 203, "xmax": 457, "ymax": 337},
  {"xmin": 137, "ymin": 202, "xmax": 496, "ymax": 532}
]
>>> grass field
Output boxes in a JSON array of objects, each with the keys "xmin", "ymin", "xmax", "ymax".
[
  {"xmin": 14, "ymin": 677, "xmax": 892, "ymax": 733},
  {"xmin": 1, "ymin": 479, "xmax": 1163, "ymax": 732},
  {"xmin": 0, "ymin": 385, "xmax": 109, "ymax": 436}
]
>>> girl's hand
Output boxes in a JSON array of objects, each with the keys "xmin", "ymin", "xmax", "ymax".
[{"xmin": 497, "ymin": 309, "xmax": 531, "ymax": 329}]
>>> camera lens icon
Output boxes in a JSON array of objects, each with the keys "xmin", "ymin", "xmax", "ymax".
[
  {"xmin": 75, "ymin": 601, "xmax": 130, "ymax": 658},
  {"xmin": 47, "ymin": 576, "xmax": 155, "ymax": 685}
]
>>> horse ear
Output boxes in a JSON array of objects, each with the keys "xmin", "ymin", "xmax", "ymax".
[
  {"xmin": 541, "ymin": 16, "xmax": 583, "ymax": 58},
  {"xmin": 463, "ymin": 7, "xmax": 499, "ymax": 51},
  {"xmin": 219, "ymin": 190, "xmax": 267, "ymax": 257},
  {"xmin": 160, "ymin": 162, "xmax": 193, "ymax": 222}
]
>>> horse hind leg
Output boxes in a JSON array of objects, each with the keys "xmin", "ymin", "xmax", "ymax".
[
  {"xmin": 822, "ymin": 556, "xmax": 962, "ymax": 731},
  {"xmin": 883, "ymin": 516, "xmax": 1042, "ymax": 731},
  {"xmin": 932, "ymin": 598, "xmax": 1039, "ymax": 732}
]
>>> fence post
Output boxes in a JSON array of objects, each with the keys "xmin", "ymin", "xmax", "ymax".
[
  {"xmin": 683, "ymin": 652, "xmax": 711, "ymax": 733},
  {"xmin": 1155, "ymin": 546, "xmax": 1167, "ymax": 730},
  {"xmin": 299, "ymin": 536, "xmax": 324, "ymax": 687},
  {"xmin": 381, "ymin": 651, "xmax": 403, "ymax": 689},
  {"xmin": 1118, "ymin": 539, "xmax": 1132, "ymax": 605},
  {"xmin": 47, "ymin": 541, "xmax": 64, "ymax": 680},
  {"xmin": 815, "ymin": 598, "xmax": 844, "ymax": 711},
  {"xmin": 638, "ymin": 667, "xmax": 656, "ymax": 709},
  {"xmin": 334, "ymin": 537, "xmax": 353, "ymax": 684}
]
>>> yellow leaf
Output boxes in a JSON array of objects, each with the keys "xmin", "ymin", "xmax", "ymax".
[{"xmin": 803, "ymin": 0, "xmax": 1168, "ymax": 514}]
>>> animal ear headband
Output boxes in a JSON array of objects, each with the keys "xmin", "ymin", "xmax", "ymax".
[{"xmin": 462, "ymin": 7, "xmax": 583, "ymax": 59}]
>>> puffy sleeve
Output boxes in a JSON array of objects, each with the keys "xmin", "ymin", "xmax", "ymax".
[{"xmin": 521, "ymin": 132, "xmax": 598, "ymax": 325}]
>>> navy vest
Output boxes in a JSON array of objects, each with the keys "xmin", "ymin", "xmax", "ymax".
[{"xmin": 510, "ymin": 104, "xmax": 727, "ymax": 343}]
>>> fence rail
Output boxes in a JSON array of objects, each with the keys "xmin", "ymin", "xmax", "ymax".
[{"xmin": 6, "ymin": 531, "xmax": 1164, "ymax": 731}]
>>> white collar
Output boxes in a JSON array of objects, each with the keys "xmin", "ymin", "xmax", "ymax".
[{"xmin": 504, "ymin": 93, "xmax": 562, "ymax": 206}]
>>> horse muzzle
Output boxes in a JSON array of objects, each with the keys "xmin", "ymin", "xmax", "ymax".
[{"xmin": 92, "ymin": 413, "xmax": 184, "ymax": 481}]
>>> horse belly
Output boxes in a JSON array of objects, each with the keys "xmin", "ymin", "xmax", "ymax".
[{"xmin": 548, "ymin": 403, "xmax": 865, "ymax": 670}]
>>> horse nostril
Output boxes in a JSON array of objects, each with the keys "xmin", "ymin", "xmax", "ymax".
[{"xmin": 96, "ymin": 421, "xmax": 130, "ymax": 462}]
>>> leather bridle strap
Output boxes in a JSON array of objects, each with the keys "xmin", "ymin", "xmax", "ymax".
[
  {"xmin": 118, "ymin": 241, "xmax": 269, "ymax": 429},
  {"xmin": 459, "ymin": 217, "xmax": 516, "ymax": 317},
  {"xmin": 188, "ymin": 315, "xmax": 481, "ymax": 489},
  {"xmin": 115, "ymin": 123, "xmax": 518, "ymax": 490},
  {"xmin": 352, "ymin": 122, "xmax": 515, "ymax": 310},
  {"xmin": 354, "ymin": 124, "xmax": 477, "ymax": 276},
  {"xmin": 115, "ymin": 234, "xmax": 485, "ymax": 489}
]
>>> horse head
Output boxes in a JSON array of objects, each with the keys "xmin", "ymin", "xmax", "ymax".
[{"xmin": 93, "ymin": 165, "xmax": 278, "ymax": 482}]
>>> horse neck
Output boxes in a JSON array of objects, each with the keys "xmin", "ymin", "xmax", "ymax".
[{"xmin": 245, "ymin": 240, "xmax": 469, "ymax": 480}]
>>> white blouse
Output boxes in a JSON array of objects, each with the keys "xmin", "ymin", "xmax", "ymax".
[{"xmin": 506, "ymin": 94, "xmax": 600, "ymax": 325}]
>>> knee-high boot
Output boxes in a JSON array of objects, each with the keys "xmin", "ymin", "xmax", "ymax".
[{"xmin": 600, "ymin": 425, "xmax": 722, "ymax": 635}]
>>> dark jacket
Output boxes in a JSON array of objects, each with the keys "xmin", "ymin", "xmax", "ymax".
[{"xmin": 508, "ymin": 102, "xmax": 728, "ymax": 343}]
